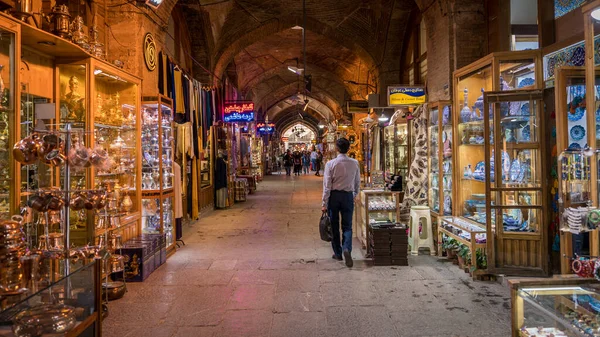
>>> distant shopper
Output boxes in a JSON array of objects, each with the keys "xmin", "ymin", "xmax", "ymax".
[
  {"xmin": 293, "ymin": 151, "xmax": 302, "ymax": 176},
  {"xmin": 315, "ymin": 150, "xmax": 323, "ymax": 176},
  {"xmin": 283, "ymin": 150, "xmax": 293, "ymax": 176},
  {"xmin": 302, "ymin": 151, "xmax": 310, "ymax": 174},
  {"xmin": 310, "ymin": 146, "xmax": 318, "ymax": 171},
  {"xmin": 321, "ymin": 138, "xmax": 360, "ymax": 268}
]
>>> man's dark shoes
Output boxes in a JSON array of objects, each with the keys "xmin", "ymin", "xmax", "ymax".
[
  {"xmin": 343, "ymin": 249, "xmax": 353, "ymax": 268},
  {"xmin": 332, "ymin": 254, "xmax": 343, "ymax": 261}
]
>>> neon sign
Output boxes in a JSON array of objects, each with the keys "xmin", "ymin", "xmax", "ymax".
[
  {"xmin": 256, "ymin": 123, "xmax": 275, "ymax": 134},
  {"xmin": 224, "ymin": 102, "xmax": 255, "ymax": 122}
]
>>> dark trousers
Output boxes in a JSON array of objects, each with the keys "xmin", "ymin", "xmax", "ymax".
[{"xmin": 328, "ymin": 190, "xmax": 354, "ymax": 257}]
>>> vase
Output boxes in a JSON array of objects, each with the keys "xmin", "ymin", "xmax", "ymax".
[{"xmin": 460, "ymin": 88, "xmax": 472, "ymax": 123}]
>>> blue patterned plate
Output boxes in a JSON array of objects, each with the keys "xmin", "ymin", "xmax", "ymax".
[
  {"xmin": 568, "ymin": 107, "xmax": 585, "ymax": 122},
  {"xmin": 569, "ymin": 143, "xmax": 582, "ymax": 150},
  {"xmin": 596, "ymin": 107, "xmax": 600, "ymax": 123},
  {"xmin": 509, "ymin": 159, "xmax": 521, "ymax": 182},
  {"xmin": 518, "ymin": 78, "xmax": 535, "ymax": 88},
  {"xmin": 570, "ymin": 125, "xmax": 586, "ymax": 141},
  {"xmin": 520, "ymin": 103, "xmax": 530, "ymax": 115},
  {"xmin": 522, "ymin": 125, "xmax": 531, "ymax": 141},
  {"xmin": 597, "ymin": 127, "xmax": 600, "ymax": 141}
]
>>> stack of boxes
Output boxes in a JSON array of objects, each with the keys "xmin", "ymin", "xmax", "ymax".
[
  {"xmin": 120, "ymin": 233, "xmax": 167, "ymax": 282},
  {"xmin": 368, "ymin": 224, "xmax": 409, "ymax": 266}
]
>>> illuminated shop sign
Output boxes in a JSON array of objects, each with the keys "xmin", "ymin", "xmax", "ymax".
[
  {"xmin": 388, "ymin": 86, "xmax": 426, "ymax": 106},
  {"xmin": 256, "ymin": 123, "xmax": 275, "ymax": 134},
  {"xmin": 224, "ymin": 102, "xmax": 255, "ymax": 122}
]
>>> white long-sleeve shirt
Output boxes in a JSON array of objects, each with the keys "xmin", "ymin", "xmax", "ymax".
[{"xmin": 322, "ymin": 154, "xmax": 361, "ymax": 208}]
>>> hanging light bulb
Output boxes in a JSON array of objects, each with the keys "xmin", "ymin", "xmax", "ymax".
[{"xmin": 379, "ymin": 112, "xmax": 389, "ymax": 122}]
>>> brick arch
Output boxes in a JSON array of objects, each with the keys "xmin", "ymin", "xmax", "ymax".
[
  {"xmin": 266, "ymin": 95, "xmax": 334, "ymax": 122},
  {"xmin": 212, "ymin": 15, "xmax": 380, "ymax": 86},
  {"xmin": 254, "ymin": 81, "xmax": 343, "ymax": 119}
]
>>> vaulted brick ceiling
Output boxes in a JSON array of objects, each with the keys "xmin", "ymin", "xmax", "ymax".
[{"xmin": 183, "ymin": 0, "xmax": 418, "ymax": 128}]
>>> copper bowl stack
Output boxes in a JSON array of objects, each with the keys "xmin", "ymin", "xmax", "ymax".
[{"xmin": 0, "ymin": 219, "xmax": 26, "ymax": 294}]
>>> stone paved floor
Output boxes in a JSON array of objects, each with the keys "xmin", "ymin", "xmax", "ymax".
[{"xmin": 103, "ymin": 174, "xmax": 511, "ymax": 337}]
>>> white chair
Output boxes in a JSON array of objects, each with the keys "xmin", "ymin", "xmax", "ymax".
[{"xmin": 408, "ymin": 205, "xmax": 435, "ymax": 255}]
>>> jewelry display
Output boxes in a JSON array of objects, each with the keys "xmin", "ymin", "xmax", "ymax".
[{"xmin": 141, "ymin": 97, "xmax": 175, "ymax": 247}]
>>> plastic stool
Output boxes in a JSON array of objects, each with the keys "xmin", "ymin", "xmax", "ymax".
[{"xmin": 408, "ymin": 205, "xmax": 435, "ymax": 255}]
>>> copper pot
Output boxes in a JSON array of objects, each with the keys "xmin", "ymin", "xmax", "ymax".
[
  {"xmin": 94, "ymin": 192, "xmax": 107, "ymax": 209},
  {"xmin": 70, "ymin": 193, "xmax": 86, "ymax": 211},
  {"xmin": 44, "ymin": 149, "xmax": 66, "ymax": 166},
  {"xmin": 68, "ymin": 147, "xmax": 90, "ymax": 167},
  {"xmin": 46, "ymin": 195, "xmax": 64, "ymax": 211},
  {"xmin": 37, "ymin": 134, "xmax": 64, "ymax": 161},
  {"xmin": 90, "ymin": 147, "xmax": 108, "ymax": 167},
  {"xmin": 13, "ymin": 134, "xmax": 41, "ymax": 164},
  {"xmin": 27, "ymin": 195, "xmax": 49, "ymax": 212},
  {"xmin": 107, "ymin": 234, "xmax": 122, "ymax": 251}
]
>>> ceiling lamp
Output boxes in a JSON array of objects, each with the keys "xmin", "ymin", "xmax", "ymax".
[
  {"xmin": 592, "ymin": 7, "xmax": 600, "ymax": 21},
  {"xmin": 379, "ymin": 112, "xmax": 389, "ymax": 122},
  {"xmin": 291, "ymin": 25, "xmax": 304, "ymax": 30}
]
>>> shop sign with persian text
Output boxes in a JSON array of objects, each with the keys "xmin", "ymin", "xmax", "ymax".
[
  {"xmin": 387, "ymin": 86, "xmax": 426, "ymax": 106},
  {"xmin": 257, "ymin": 123, "xmax": 275, "ymax": 134},
  {"xmin": 224, "ymin": 102, "xmax": 255, "ymax": 122}
]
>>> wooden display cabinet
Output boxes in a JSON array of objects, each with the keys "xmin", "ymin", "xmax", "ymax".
[
  {"xmin": 509, "ymin": 277, "xmax": 600, "ymax": 337},
  {"xmin": 141, "ymin": 95, "xmax": 176, "ymax": 251},
  {"xmin": 55, "ymin": 59, "xmax": 141, "ymax": 246},
  {"xmin": 0, "ymin": 12, "xmax": 142, "ymax": 248},
  {"xmin": 354, "ymin": 190, "xmax": 402, "ymax": 252},
  {"xmin": 452, "ymin": 50, "xmax": 545, "ymax": 276},
  {"xmin": 554, "ymin": 67, "xmax": 600, "ymax": 274},
  {"xmin": 382, "ymin": 120, "xmax": 410, "ymax": 184},
  {"xmin": 428, "ymin": 101, "xmax": 453, "ymax": 218}
]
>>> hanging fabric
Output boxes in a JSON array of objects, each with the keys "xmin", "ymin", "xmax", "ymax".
[
  {"xmin": 402, "ymin": 104, "xmax": 429, "ymax": 207},
  {"xmin": 174, "ymin": 70, "xmax": 185, "ymax": 114}
]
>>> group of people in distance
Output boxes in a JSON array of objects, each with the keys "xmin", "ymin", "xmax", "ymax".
[{"xmin": 282, "ymin": 146, "xmax": 323, "ymax": 176}]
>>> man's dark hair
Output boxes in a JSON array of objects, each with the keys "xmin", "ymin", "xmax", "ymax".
[{"xmin": 336, "ymin": 138, "xmax": 350, "ymax": 154}]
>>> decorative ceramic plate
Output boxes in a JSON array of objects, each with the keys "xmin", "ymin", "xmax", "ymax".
[
  {"xmin": 518, "ymin": 78, "xmax": 535, "ymax": 88},
  {"xmin": 569, "ymin": 142, "xmax": 582, "ymax": 150},
  {"xmin": 568, "ymin": 107, "xmax": 585, "ymax": 122},
  {"xmin": 509, "ymin": 159, "xmax": 521, "ymax": 182},
  {"xmin": 597, "ymin": 127, "xmax": 600, "ymax": 141},
  {"xmin": 522, "ymin": 125, "xmax": 531, "ymax": 141},
  {"xmin": 570, "ymin": 125, "xmax": 586, "ymax": 141},
  {"xmin": 442, "ymin": 106, "xmax": 450, "ymax": 125},
  {"xmin": 520, "ymin": 102, "xmax": 530, "ymax": 115},
  {"xmin": 443, "ymin": 161, "xmax": 450, "ymax": 173}
]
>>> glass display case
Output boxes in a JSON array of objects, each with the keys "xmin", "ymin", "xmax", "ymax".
[
  {"xmin": 55, "ymin": 59, "xmax": 141, "ymax": 246},
  {"xmin": 140, "ymin": 96, "xmax": 175, "ymax": 250},
  {"xmin": 0, "ymin": 259, "xmax": 102, "ymax": 337},
  {"xmin": 200, "ymin": 126, "xmax": 213, "ymax": 188},
  {"xmin": 0, "ymin": 24, "xmax": 15, "ymax": 220},
  {"xmin": 250, "ymin": 136, "xmax": 263, "ymax": 180},
  {"xmin": 355, "ymin": 190, "xmax": 403, "ymax": 251},
  {"xmin": 453, "ymin": 50, "xmax": 544, "ymax": 276},
  {"xmin": 510, "ymin": 278, "xmax": 600, "ymax": 337},
  {"xmin": 484, "ymin": 90, "xmax": 547, "ymax": 276},
  {"xmin": 429, "ymin": 102, "xmax": 453, "ymax": 217},
  {"xmin": 555, "ymin": 67, "xmax": 600, "ymax": 274}
]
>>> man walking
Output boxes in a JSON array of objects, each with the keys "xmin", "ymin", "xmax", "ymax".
[
  {"xmin": 321, "ymin": 138, "xmax": 360, "ymax": 267},
  {"xmin": 310, "ymin": 146, "xmax": 318, "ymax": 172}
]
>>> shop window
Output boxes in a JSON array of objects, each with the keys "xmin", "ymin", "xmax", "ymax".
[
  {"xmin": 420, "ymin": 59, "xmax": 427, "ymax": 84},
  {"xmin": 419, "ymin": 20, "xmax": 427, "ymax": 56}
]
